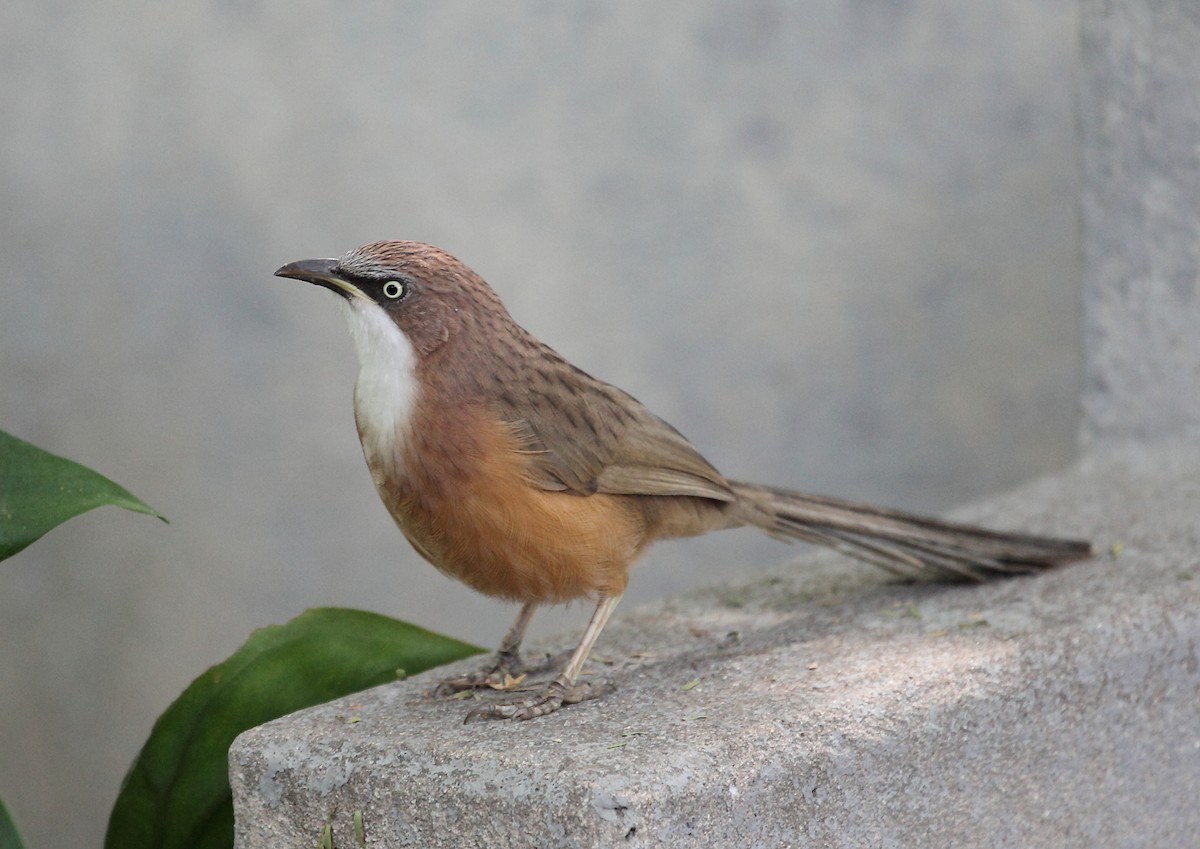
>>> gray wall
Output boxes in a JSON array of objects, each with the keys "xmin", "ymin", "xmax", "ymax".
[{"xmin": 0, "ymin": 2, "xmax": 1081, "ymax": 846}]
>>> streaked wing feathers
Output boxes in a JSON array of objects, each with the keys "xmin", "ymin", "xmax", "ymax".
[{"xmin": 492, "ymin": 348, "xmax": 733, "ymax": 503}]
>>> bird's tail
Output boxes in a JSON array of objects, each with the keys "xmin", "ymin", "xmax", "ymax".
[{"xmin": 731, "ymin": 481, "xmax": 1092, "ymax": 580}]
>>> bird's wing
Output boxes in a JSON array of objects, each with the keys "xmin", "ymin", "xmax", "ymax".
[{"xmin": 491, "ymin": 349, "xmax": 735, "ymax": 503}]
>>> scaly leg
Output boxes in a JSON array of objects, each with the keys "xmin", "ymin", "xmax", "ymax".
[
  {"xmin": 433, "ymin": 602, "xmax": 539, "ymax": 696},
  {"xmin": 464, "ymin": 594, "xmax": 622, "ymax": 722}
]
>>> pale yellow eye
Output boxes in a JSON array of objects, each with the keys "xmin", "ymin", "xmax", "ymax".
[{"xmin": 383, "ymin": 280, "xmax": 406, "ymax": 300}]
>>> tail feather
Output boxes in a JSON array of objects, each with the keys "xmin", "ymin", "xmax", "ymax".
[{"xmin": 734, "ymin": 482, "xmax": 1093, "ymax": 581}]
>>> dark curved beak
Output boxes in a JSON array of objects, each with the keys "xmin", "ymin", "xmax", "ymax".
[{"xmin": 274, "ymin": 258, "xmax": 363, "ymax": 300}]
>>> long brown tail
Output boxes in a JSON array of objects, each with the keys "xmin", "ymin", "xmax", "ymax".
[{"xmin": 732, "ymin": 481, "xmax": 1093, "ymax": 581}]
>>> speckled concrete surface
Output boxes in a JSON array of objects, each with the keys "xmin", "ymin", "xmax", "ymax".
[{"xmin": 229, "ymin": 438, "xmax": 1200, "ymax": 847}]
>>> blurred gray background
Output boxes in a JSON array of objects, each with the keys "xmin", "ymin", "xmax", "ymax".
[{"xmin": 0, "ymin": 1, "xmax": 1082, "ymax": 846}]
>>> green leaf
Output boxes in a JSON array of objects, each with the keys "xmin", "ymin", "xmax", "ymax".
[
  {"xmin": 105, "ymin": 608, "xmax": 482, "ymax": 849},
  {"xmin": 0, "ymin": 429, "xmax": 166, "ymax": 561},
  {"xmin": 0, "ymin": 796, "xmax": 27, "ymax": 849}
]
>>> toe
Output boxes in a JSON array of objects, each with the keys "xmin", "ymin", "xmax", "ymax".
[{"xmin": 511, "ymin": 694, "xmax": 564, "ymax": 721}]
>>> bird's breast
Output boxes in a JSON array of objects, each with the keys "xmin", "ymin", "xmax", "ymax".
[{"xmin": 361, "ymin": 395, "xmax": 646, "ymax": 604}]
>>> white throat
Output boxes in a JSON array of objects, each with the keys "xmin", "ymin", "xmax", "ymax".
[{"xmin": 338, "ymin": 299, "xmax": 420, "ymax": 477}]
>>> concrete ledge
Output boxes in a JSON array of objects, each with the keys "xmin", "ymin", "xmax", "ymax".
[{"xmin": 230, "ymin": 438, "xmax": 1200, "ymax": 848}]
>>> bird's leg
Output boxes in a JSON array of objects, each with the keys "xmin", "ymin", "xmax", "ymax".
[
  {"xmin": 433, "ymin": 602, "xmax": 539, "ymax": 695},
  {"xmin": 464, "ymin": 594, "xmax": 621, "ymax": 722}
]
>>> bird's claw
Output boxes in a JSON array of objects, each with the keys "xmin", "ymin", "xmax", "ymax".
[
  {"xmin": 433, "ymin": 669, "xmax": 517, "ymax": 698},
  {"xmin": 462, "ymin": 678, "xmax": 610, "ymax": 722},
  {"xmin": 432, "ymin": 650, "xmax": 570, "ymax": 698}
]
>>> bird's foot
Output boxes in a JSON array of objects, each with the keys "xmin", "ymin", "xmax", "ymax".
[
  {"xmin": 462, "ymin": 676, "xmax": 611, "ymax": 722},
  {"xmin": 431, "ymin": 650, "xmax": 567, "ymax": 697}
]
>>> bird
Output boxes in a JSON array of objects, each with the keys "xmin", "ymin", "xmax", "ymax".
[{"xmin": 273, "ymin": 241, "xmax": 1093, "ymax": 721}]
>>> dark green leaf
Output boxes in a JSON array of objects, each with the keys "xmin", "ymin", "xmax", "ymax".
[
  {"xmin": 0, "ymin": 796, "xmax": 27, "ymax": 849},
  {"xmin": 105, "ymin": 608, "xmax": 482, "ymax": 849},
  {"xmin": 0, "ymin": 429, "xmax": 166, "ymax": 561}
]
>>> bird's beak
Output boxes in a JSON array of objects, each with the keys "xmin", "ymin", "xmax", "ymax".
[{"xmin": 274, "ymin": 258, "xmax": 366, "ymax": 301}]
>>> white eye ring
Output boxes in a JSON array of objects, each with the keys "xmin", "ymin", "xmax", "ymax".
[{"xmin": 383, "ymin": 280, "xmax": 406, "ymax": 300}]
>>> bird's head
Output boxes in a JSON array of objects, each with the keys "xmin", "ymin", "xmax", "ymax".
[{"xmin": 275, "ymin": 240, "xmax": 512, "ymax": 359}]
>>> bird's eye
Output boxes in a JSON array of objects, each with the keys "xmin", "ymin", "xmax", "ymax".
[{"xmin": 382, "ymin": 280, "xmax": 407, "ymax": 300}]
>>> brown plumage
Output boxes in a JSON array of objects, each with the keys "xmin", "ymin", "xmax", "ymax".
[{"xmin": 274, "ymin": 241, "xmax": 1093, "ymax": 721}]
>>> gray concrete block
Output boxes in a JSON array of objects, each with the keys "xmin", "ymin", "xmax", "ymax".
[
  {"xmin": 1081, "ymin": 0, "xmax": 1200, "ymax": 441},
  {"xmin": 229, "ymin": 438, "xmax": 1200, "ymax": 848}
]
